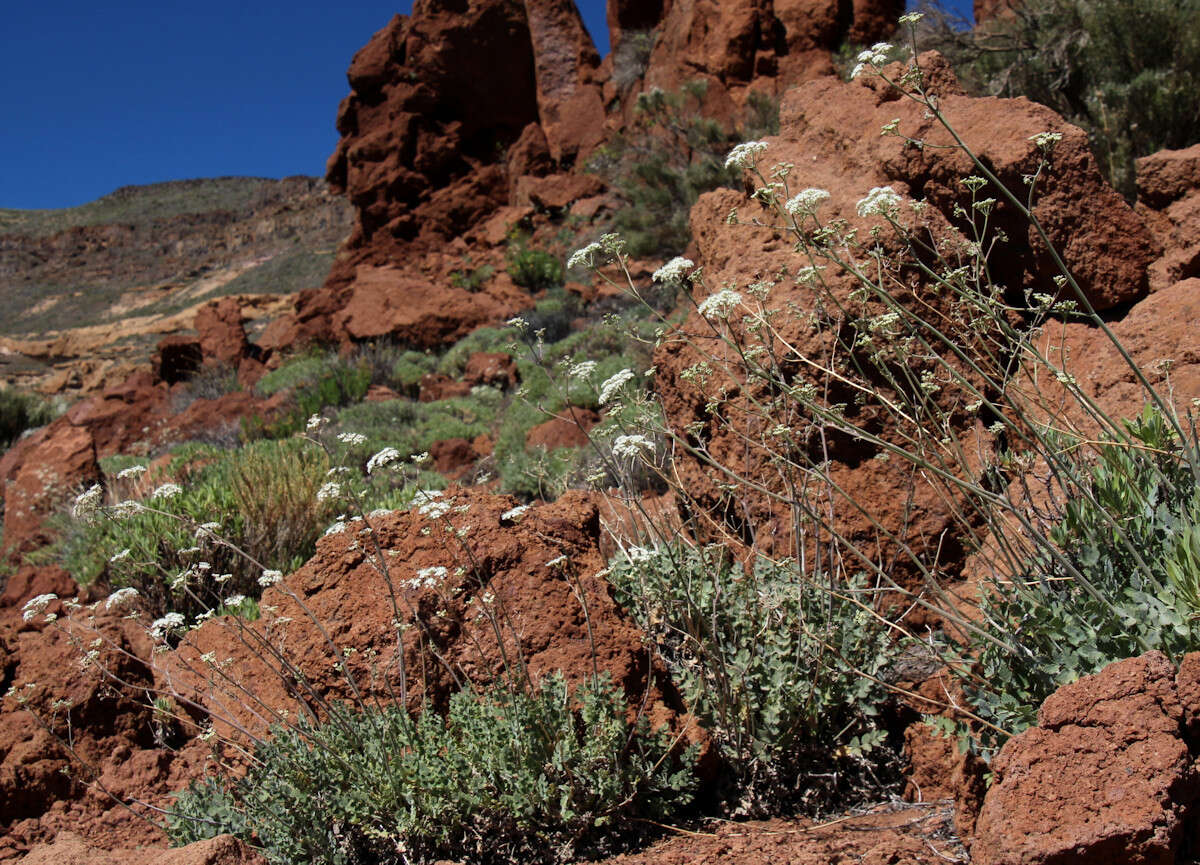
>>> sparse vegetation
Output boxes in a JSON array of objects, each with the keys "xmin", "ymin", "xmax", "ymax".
[{"xmin": 0, "ymin": 387, "xmax": 57, "ymax": 449}]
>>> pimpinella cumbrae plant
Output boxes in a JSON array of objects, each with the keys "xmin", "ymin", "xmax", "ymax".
[
  {"xmin": 607, "ymin": 544, "xmax": 894, "ymax": 812},
  {"xmin": 165, "ymin": 673, "xmax": 696, "ymax": 865}
]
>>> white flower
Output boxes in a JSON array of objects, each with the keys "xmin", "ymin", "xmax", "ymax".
[
  {"xmin": 105, "ymin": 587, "xmax": 139, "ymax": 610},
  {"xmin": 856, "ymin": 186, "xmax": 902, "ymax": 217},
  {"xmin": 72, "ymin": 484, "xmax": 103, "ymax": 519},
  {"xmin": 567, "ymin": 241, "xmax": 604, "ymax": 271},
  {"xmin": 109, "ymin": 548, "xmax": 131, "ymax": 564},
  {"xmin": 258, "ymin": 569, "xmax": 283, "ymax": 587},
  {"xmin": 116, "ymin": 464, "xmax": 147, "ymax": 480},
  {"xmin": 22, "ymin": 593, "xmax": 58, "ymax": 622},
  {"xmin": 851, "ymin": 42, "xmax": 893, "ymax": 78},
  {"xmin": 324, "ymin": 520, "xmax": 347, "ymax": 536},
  {"xmin": 410, "ymin": 451, "xmax": 431, "ymax": 465},
  {"xmin": 598, "ymin": 368, "xmax": 636, "ymax": 405},
  {"xmin": 306, "ymin": 414, "xmax": 327, "ymax": 431},
  {"xmin": 316, "ymin": 481, "xmax": 342, "ymax": 503},
  {"xmin": 1029, "ymin": 131, "xmax": 1063, "ymax": 150},
  {"xmin": 336, "ymin": 432, "xmax": 367, "ymax": 446},
  {"xmin": 784, "ymin": 188, "xmax": 830, "ymax": 218},
  {"xmin": 623, "ymin": 546, "xmax": 654, "ymax": 564},
  {"xmin": 697, "ymin": 289, "xmax": 743, "ymax": 320},
  {"xmin": 724, "ymin": 141, "xmax": 769, "ymax": 170},
  {"xmin": 506, "ymin": 316, "xmax": 528, "ymax": 330},
  {"xmin": 500, "ymin": 504, "xmax": 530, "ymax": 522},
  {"xmin": 568, "ymin": 360, "xmax": 597, "ymax": 381},
  {"xmin": 652, "ymin": 257, "xmax": 695, "ymax": 283},
  {"xmin": 224, "ymin": 594, "xmax": 246, "ymax": 608},
  {"xmin": 109, "ymin": 500, "xmax": 144, "ymax": 520},
  {"xmin": 368, "ymin": 508, "xmax": 393, "ymax": 519},
  {"xmin": 899, "ymin": 11, "xmax": 923, "ymax": 24},
  {"xmin": 546, "ymin": 554, "xmax": 568, "ymax": 569},
  {"xmin": 366, "ymin": 447, "xmax": 402, "ymax": 474},
  {"xmin": 152, "ymin": 483, "xmax": 182, "ymax": 500},
  {"xmin": 149, "ymin": 612, "xmax": 186, "ymax": 640},
  {"xmin": 612, "ymin": 434, "xmax": 656, "ymax": 461}
]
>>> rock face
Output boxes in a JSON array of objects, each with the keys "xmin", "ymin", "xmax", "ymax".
[
  {"xmin": 1137, "ymin": 143, "xmax": 1200, "ymax": 292},
  {"xmin": 653, "ymin": 56, "xmax": 1155, "ymax": 571},
  {"xmin": 972, "ymin": 652, "xmax": 1200, "ymax": 865}
]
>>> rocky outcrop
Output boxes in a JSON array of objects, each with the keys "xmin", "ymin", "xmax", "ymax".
[
  {"xmin": 972, "ymin": 652, "xmax": 1200, "ymax": 865},
  {"xmin": 653, "ymin": 55, "xmax": 1155, "ymax": 572},
  {"xmin": 1137, "ymin": 143, "xmax": 1200, "ymax": 292}
]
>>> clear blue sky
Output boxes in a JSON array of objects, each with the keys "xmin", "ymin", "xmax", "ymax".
[{"xmin": 1, "ymin": 1, "xmax": 970, "ymax": 211}]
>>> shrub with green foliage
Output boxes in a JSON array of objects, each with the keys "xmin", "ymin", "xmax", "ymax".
[
  {"xmin": 249, "ymin": 350, "xmax": 371, "ymax": 439},
  {"xmin": 50, "ymin": 439, "xmax": 337, "ymax": 616},
  {"xmin": 921, "ymin": 0, "xmax": 1200, "ymax": 197},
  {"xmin": 587, "ymin": 81, "xmax": 779, "ymax": 257},
  {"xmin": 166, "ymin": 674, "xmax": 696, "ymax": 865},
  {"xmin": 0, "ymin": 387, "xmax": 56, "ymax": 450},
  {"xmin": 607, "ymin": 544, "xmax": 894, "ymax": 810},
  {"xmin": 507, "ymin": 240, "xmax": 564, "ymax": 292},
  {"xmin": 955, "ymin": 404, "xmax": 1200, "ymax": 749}
]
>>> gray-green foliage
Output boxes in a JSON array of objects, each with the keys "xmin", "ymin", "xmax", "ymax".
[
  {"xmin": 607, "ymin": 544, "xmax": 893, "ymax": 807},
  {"xmin": 589, "ymin": 82, "xmax": 779, "ymax": 257},
  {"xmin": 958, "ymin": 405, "xmax": 1200, "ymax": 748},
  {"xmin": 0, "ymin": 387, "xmax": 57, "ymax": 450},
  {"xmin": 923, "ymin": 0, "xmax": 1200, "ymax": 197},
  {"xmin": 165, "ymin": 674, "xmax": 696, "ymax": 864},
  {"xmin": 507, "ymin": 240, "xmax": 563, "ymax": 292}
]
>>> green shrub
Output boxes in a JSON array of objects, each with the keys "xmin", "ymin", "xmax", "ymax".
[
  {"xmin": 52, "ymin": 439, "xmax": 337, "ymax": 617},
  {"xmin": 449, "ymin": 262, "xmax": 495, "ymax": 293},
  {"xmin": 588, "ymin": 81, "xmax": 779, "ymax": 257},
  {"xmin": 922, "ymin": 0, "xmax": 1200, "ymax": 197},
  {"xmin": 956, "ymin": 404, "xmax": 1200, "ymax": 748},
  {"xmin": 165, "ymin": 674, "xmax": 696, "ymax": 864},
  {"xmin": 0, "ymin": 387, "xmax": 56, "ymax": 450},
  {"xmin": 507, "ymin": 242, "xmax": 564, "ymax": 292},
  {"xmin": 250, "ymin": 350, "xmax": 371, "ymax": 439},
  {"xmin": 607, "ymin": 544, "xmax": 894, "ymax": 809}
]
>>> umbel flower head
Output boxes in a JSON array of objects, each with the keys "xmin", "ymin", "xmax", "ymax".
[
  {"xmin": 697, "ymin": 289, "xmax": 743, "ymax": 321},
  {"xmin": 725, "ymin": 141, "xmax": 769, "ymax": 170},
  {"xmin": 652, "ymin": 257, "xmax": 695, "ymax": 284},
  {"xmin": 856, "ymin": 186, "xmax": 902, "ymax": 218}
]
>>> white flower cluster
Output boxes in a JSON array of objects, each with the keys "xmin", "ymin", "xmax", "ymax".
[
  {"xmin": 306, "ymin": 414, "xmax": 327, "ymax": 431},
  {"xmin": 568, "ymin": 360, "xmax": 597, "ymax": 381},
  {"xmin": 611, "ymin": 434, "xmax": 655, "ymax": 461},
  {"xmin": 856, "ymin": 186, "xmax": 902, "ymax": 217},
  {"xmin": 414, "ymin": 489, "xmax": 452, "ymax": 519},
  {"xmin": 500, "ymin": 504, "xmax": 530, "ymax": 522},
  {"xmin": 1029, "ymin": 131, "xmax": 1064, "ymax": 150},
  {"xmin": 851, "ymin": 42, "xmax": 893, "ymax": 79},
  {"xmin": 258, "ymin": 569, "xmax": 283, "ymax": 587},
  {"xmin": 697, "ymin": 289, "xmax": 743, "ymax": 321},
  {"xmin": 116, "ymin": 464, "xmax": 147, "ymax": 480},
  {"xmin": 567, "ymin": 241, "xmax": 603, "ymax": 271},
  {"xmin": 149, "ymin": 612, "xmax": 186, "ymax": 641},
  {"xmin": 22, "ymin": 593, "xmax": 58, "ymax": 622},
  {"xmin": 407, "ymin": 565, "xmax": 447, "ymax": 590},
  {"xmin": 337, "ymin": 432, "xmax": 367, "ymax": 446},
  {"xmin": 108, "ymin": 500, "xmax": 144, "ymax": 520},
  {"xmin": 224, "ymin": 594, "xmax": 246, "ymax": 608},
  {"xmin": 546, "ymin": 554, "xmax": 568, "ymax": 569},
  {"xmin": 598, "ymin": 368, "xmax": 635, "ymax": 406},
  {"xmin": 109, "ymin": 548, "xmax": 131, "ymax": 564},
  {"xmin": 784, "ymin": 188, "xmax": 830, "ymax": 218},
  {"xmin": 724, "ymin": 141, "xmax": 769, "ymax": 171},
  {"xmin": 366, "ymin": 447, "xmax": 402, "ymax": 474},
  {"xmin": 72, "ymin": 484, "xmax": 103, "ymax": 520},
  {"xmin": 652, "ymin": 256, "xmax": 694, "ymax": 284},
  {"xmin": 105, "ymin": 587, "xmax": 139, "ymax": 610},
  {"xmin": 152, "ymin": 483, "xmax": 183, "ymax": 500},
  {"xmin": 316, "ymin": 481, "xmax": 342, "ymax": 503}
]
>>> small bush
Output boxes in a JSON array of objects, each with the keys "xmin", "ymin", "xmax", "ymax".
[
  {"xmin": 956, "ymin": 404, "xmax": 1200, "ymax": 749},
  {"xmin": 250, "ymin": 350, "xmax": 371, "ymax": 439},
  {"xmin": 0, "ymin": 387, "xmax": 56, "ymax": 450},
  {"xmin": 608, "ymin": 544, "xmax": 894, "ymax": 811},
  {"xmin": 449, "ymin": 262, "xmax": 495, "ymax": 293},
  {"xmin": 165, "ymin": 674, "xmax": 696, "ymax": 865},
  {"xmin": 507, "ymin": 241, "xmax": 564, "ymax": 292}
]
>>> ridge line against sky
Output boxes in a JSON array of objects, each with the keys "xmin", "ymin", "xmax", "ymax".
[{"xmin": 1, "ymin": 1, "xmax": 972, "ymax": 211}]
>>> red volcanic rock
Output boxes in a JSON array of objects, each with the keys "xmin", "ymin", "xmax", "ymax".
[
  {"xmin": 0, "ymin": 566, "xmax": 77, "ymax": 609},
  {"xmin": 463, "ymin": 351, "xmax": 519, "ymax": 389},
  {"xmin": 525, "ymin": 407, "xmax": 600, "ymax": 449},
  {"xmin": 333, "ymin": 266, "xmax": 528, "ymax": 349},
  {"xmin": 429, "ymin": 436, "xmax": 482, "ymax": 479},
  {"xmin": 525, "ymin": 0, "xmax": 606, "ymax": 163},
  {"xmin": 513, "ymin": 172, "xmax": 607, "ymax": 211},
  {"xmin": 971, "ymin": 653, "xmax": 1200, "ymax": 865},
  {"xmin": 193, "ymin": 297, "xmax": 251, "ymax": 368},
  {"xmin": 1138, "ymin": 145, "xmax": 1200, "ymax": 292},
  {"xmin": 13, "ymin": 833, "xmax": 264, "ymax": 865},
  {"xmin": 159, "ymin": 489, "xmax": 699, "ymax": 748},
  {"xmin": 418, "ymin": 373, "xmax": 472, "ymax": 403},
  {"xmin": 1, "ymin": 423, "xmax": 98, "ymax": 556}
]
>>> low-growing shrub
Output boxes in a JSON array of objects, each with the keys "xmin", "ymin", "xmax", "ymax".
[
  {"xmin": 507, "ymin": 241, "xmax": 564, "ymax": 292},
  {"xmin": 608, "ymin": 544, "xmax": 894, "ymax": 811},
  {"xmin": 166, "ymin": 673, "xmax": 696, "ymax": 865},
  {"xmin": 250, "ymin": 349, "xmax": 371, "ymax": 438},
  {"xmin": 0, "ymin": 387, "xmax": 56, "ymax": 450},
  {"xmin": 954, "ymin": 404, "xmax": 1200, "ymax": 748}
]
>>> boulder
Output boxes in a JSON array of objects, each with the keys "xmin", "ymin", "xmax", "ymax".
[
  {"xmin": 971, "ymin": 653, "xmax": 1200, "ymax": 865},
  {"xmin": 463, "ymin": 351, "xmax": 519, "ymax": 390}
]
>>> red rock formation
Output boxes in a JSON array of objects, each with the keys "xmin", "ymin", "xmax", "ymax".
[
  {"xmin": 1137, "ymin": 143, "xmax": 1200, "ymax": 292},
  {"xmin": 972, "ymin": 652, "xmax": 1200, "ymax": 865}
]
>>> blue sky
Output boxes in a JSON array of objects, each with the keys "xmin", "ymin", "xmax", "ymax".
[{"xmin": 1, "ymin": 1, "xmax": 970, "ymax": 211}]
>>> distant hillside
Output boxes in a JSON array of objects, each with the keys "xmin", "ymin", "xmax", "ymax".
[{"xmin": 0, "ymin": 176, "xmax": 353, "ymax": 393}]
